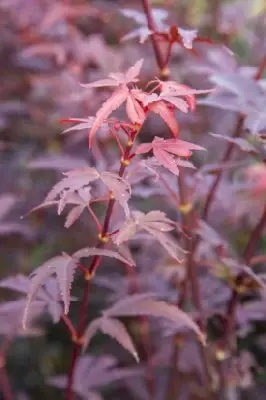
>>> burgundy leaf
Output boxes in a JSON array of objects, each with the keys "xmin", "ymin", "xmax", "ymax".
[
  {"xmin": 100, "ymin": 172, "xmax": 132, "ymax": 216},
  {"xmin": 83, "ymin": 317, "xmax": 139, "ymax": 361},
  {"xmin": 73, "ymin": 247, "xmax": 136, "ymax": 267},
  {"xmin": 104, "ymin": 297, "xmax": 205, "ymax": 344},
  {"xmin": 209, "ymin": 132, "xmax": 257, "ymax": 152},
  {"xmin": 89, "ymin": 86, "xmax": 129, "ymax": 147},
  {"xmin": 45, "ymin": 168, "xmax": 99, "ymax": 202},
  {"xmin": 23, "ymin": 254, "xmax": 78, "ymax": 328}
]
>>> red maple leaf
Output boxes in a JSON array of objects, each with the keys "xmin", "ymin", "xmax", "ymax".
[{"xmin": 136, "ymin": 137, "xmax": 205, "ymax": 176}]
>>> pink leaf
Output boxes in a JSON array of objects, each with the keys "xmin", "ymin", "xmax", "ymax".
[
  {"xmin": 45, "ymin": 168, "xmax": 99, "ymax": 202},
  {"xmin": 148, "ymin": 102, "xmax": 179, "ymax": 137},
  {"xmin": 113, "ymin": 216, "xmax": 138, "ymax": 245},
  {"xmin": 81, "ymin": 59, "xmax": 143, "ymax": 89},
  {"xmin": 126, "ymin": 93, "xmax": 146, "ymax": 124},
  {"xmin": 160, "ymin": 95, "xmax": 189, "ymax": 113},
  {"xmin": 125, "ymin": 58, "xmax": 144, "ymax": 82},
  {"xmin": 81, "ymin": 78, "xmax": 119, "ymax": 88},
  {"xmin": 153, "ymin": 147, "xmax": 180, "ymax": 176},
  {"xmin": 89, "ymin": 87, "xmax": 129, "ymax": 147},
  {"xmin": 64, "ymin": 204, "xmax": 86, "ymax": 228},
  {"xmin": 55, "ymin": 253, "xmax": 77, "ymax": 314},
  {"xmin": 135, "ymin": 143, "xmax": 153, "ymax": 154},
  {"xmin": 114, "ymin": 211, "xmax": 184, "ymax": 261},
  {"xmin": 136, "ymin": 137, "xmax": 205, "ymax": 176},
  {"xmin": 100, "ymin": 172, "xmax": 131, "ymax": 216},
  {"xmin": 178, "ymin": 28, "xmax": 198, "ymax": 49}
]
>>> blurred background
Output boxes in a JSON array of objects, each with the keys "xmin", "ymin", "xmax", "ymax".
[{"xmin": 0, "ymin": 0, "xmax": 266, "ymax": 399}]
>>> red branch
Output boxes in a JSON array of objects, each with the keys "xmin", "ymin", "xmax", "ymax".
[
  {"xmin": 65, "ymin": 139, "xmax": 135, "ymax": 400},
  {"xmin": 139, "ymin": 1, "xmax": 212, "ymax": 398}
]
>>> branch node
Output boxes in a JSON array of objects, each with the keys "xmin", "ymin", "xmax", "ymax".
[
  {"xmin": 98, "ymin": 233, "xmax": 109, "ymax": 243},
  {"xmin": 120, "ymin": 157, "xmax": 130, "ymax": 166},
  {"xmin": 179, "ymin": 202, "xmax": 193, "ymax": 215}
]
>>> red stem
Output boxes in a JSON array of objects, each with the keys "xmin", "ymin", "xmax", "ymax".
[
  {"xmin": 202, "ymin": 54, "xmax": 266, "ymax": 221},
  {"xmin": 126, "ymin": 264, "xmax": 155, "ymax": 400},
  {"xmin": 66, "ymin": 140, "xmax": 135, "ymax": 400},
  {"xmin": 217, "ymin": 203, "xmax": 266, "ymax": 394},
  {"xmin": 202, "ymin": 115, "xmax": 245, "ymax": 221},
  {"xmin": 140, "ymin": 0, "xmax": 169, "ymax": 79},
  {"xmin": 139, "ymin": 1, "xmax": 212, "ymax": 397},
  {"xmin": 61, "ymin": 314, "xmax": 77, "ymax": 340},
  {"xmin": 243, "ymin": 204, "xmax": 266, "ymax": 263}
]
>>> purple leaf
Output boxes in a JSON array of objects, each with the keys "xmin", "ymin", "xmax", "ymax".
[
  {"xmin": 27, "ymin": 154, "xmax": 88, "ymax": 171},
  {"xmin": 100, "ymin": 172, "xmax": 131, "ymax": 216},
  {"xmin": 209, "ymin": 132, "xmax": 257, "ymax": 152},
  {"xmin": 45, "ymin": 168, "xmax": 99, "ymax": 202},
  {"xmin": 114, "ymin": 211, "xmax": 185, "ymax": 261},
  {"xmin": 104, "ymin": 297, "xmax": 205, "ymax": 344},
  {"xmin": 73, "ymin": 247, "xmax": 136, "ymax": 267},
  {"xmin": 83, "ymin": 317, "xmax": 139, "ymax": 361},
  {"xmin": 23, "ymin": 254, "xmax": 78, "ymax": 328}
]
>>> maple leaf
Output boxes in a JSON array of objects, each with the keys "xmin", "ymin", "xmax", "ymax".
[
  {"xmin": 147, "ymin": 100, "xmax": 179, "ymax": 137},
  {"xmin": 209, "ymin": 132, "xmax": 257, "ymax": 153},
  {"xmin": 83, "ymin": 317, "xmax": 139, "ymax": 361},
  {"xmin": 0, "ymin": 275, "xmax": 63, "ymax": 333},
  {"xmin": 126, "ymin": 90, "xmax": 146, "ymax": 124},
  {"xmin": 136, "ymin": 137, "xmax": 205, "ymax": 176},
  {"xmin": 22, "ymin": 253, "xmax": 77, "ymax": 328},
  {"xmin": 28, "ymin": 187, "xmax": 92, "ymax": 229},
  {"xmin": 80, "ymin": 59, "xmax": 144, "ymax": 146},
  {"xmin": 104, "ymin": 295, "xmax": 205, "ymax": 345},
  {"xmin": 146, "ymin": 81, "xmax": 213, "ymax": 112},
  {"xmin": 89, "ymin": 87, "xmax": 129, "ymax": 147},
  {"xmin": 114, "ymin": 210, "xmax": 185, "ymax": 261},
  {"xmin": 27, "ymin": 168, "xmax": 132, "ymax": 225},
  {"xmin": 45, "ymin": 168, "xmax": 100, "ymax": 202},
  {"xmin": 40, "ymin": 4, "xmax": 97, "ymax": 32},
  {"xmin": 60, "ymin": 117, "xmax": 109, "ymax": 136},
  {"xmin": 81, "ymin": 59, "xmax": 144, "ymax": 88},
  {"xmin": 120, "ymin": 8, "xmax": 168, "ymax": 43},
  {"xmin": 22, "ymin": 248, "xmax": 135, "ymax": 329},
  {"xmin": 73, "ymin": 247, "xmax": 136, "ymax": 267},
  {"xmin": 100, "ymin": 172, "xmax": 132, "ymax": 216}
]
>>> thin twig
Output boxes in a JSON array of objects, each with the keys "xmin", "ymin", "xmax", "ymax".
[
  {"xmin": 202, "ymin": 54, "xmax": 266, "ymax": 221},
  {"xmin": 202, "ymin": 115, "xmax": 245, "ymax": 221},
  {"xmin": 140, "ymin": 0, "xmax": 169, "ymax": 80}
]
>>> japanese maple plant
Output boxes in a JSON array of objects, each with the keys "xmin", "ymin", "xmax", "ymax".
[{"xmin": 1, "ymin": 1, "xmax": 266, "ymax": 400}]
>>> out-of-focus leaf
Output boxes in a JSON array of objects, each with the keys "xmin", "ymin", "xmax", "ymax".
[{"xmin": 104, "ymin": 297, "xmax": 205, "ymax": 344}]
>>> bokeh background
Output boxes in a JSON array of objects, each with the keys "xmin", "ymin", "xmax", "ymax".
[{"xmin": 0, "ymin": 0, "xmax": 266, "ymax": 399}]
